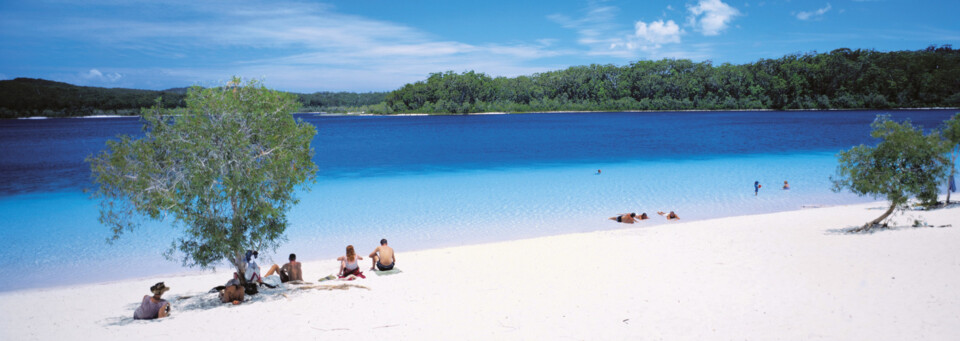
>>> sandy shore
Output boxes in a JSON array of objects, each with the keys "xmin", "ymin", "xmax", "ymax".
[{"xmin": 1, "ymin": 200, "xmax": 958, "ymax": 340}]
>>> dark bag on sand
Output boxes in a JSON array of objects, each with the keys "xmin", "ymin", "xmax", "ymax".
[{"xmin": 243, "ymin": 283, "xmax": 258, "ymax": 295}]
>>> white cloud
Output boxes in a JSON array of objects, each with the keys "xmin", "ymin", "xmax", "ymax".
[
  {"xmin": 82, "ymin": 69, "xmax": 122, "ymax": 82},
  {"xmin": 687, "ymin": 0, "xmax": 741, "ymax": 36},
  {"xmin": 633, "ymin": 20, "xmax": 682, "ymax": 48},
  {"xmin": 797, "ymin": 3, "xmax": 832, "ymax": 21},
  {"xmin": 549, "ymin": 4, "xmax": 623, "ymax": 51},
  {"xmin": 13, "ymin": 1, "xmax": 570, "ymax": 91}
]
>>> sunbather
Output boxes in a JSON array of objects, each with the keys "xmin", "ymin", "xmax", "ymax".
[
  {"xmin": 337, "ymin": 245, "xmax": 364, "ymax": 278},
  {"xmin": 369, "ymin": 238, "xmax": 395, "ymax": 271},
  {"xmin": 220, "ymin": 279, "xmax": 244, "ymax": 305},
  {"xmin": 133, "ymin": 282, "xmax": 171, "ymax": 320},
  {"xmin": 264, "ymin": 253, "xmax": 303, "ymax": 283},
  {"xmin": 658, "ymin": 211, "xmax": 680, "ymax": 220},
  {"xmin": 609, "ymin": 212, "xmax": 648, "ymax": 223}
]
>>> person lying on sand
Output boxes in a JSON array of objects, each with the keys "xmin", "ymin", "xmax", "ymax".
[
  {"xmin": 658, "ymin": 211, "xmax": 680, "ymax": 220},
  {"xmin": 220, "ymin": 279, "xmax": 244, "ymax": 305},
  {"xmin": 337, "ymin": 245, "xmax": 365, "ymax": 278},
  {"xmin": 609, "ymin": 212, "xmax": 648, "ymax": 224},
  {"xmin": 133, "ymin": 282, "xmax": 171, "ymax": 320},
  {"xmin": 369, "ymin": 238, "xmax": 395, "ymax": 271},
  {"xmin": 264, "ymin": 253, "xmax": 303, "ymax": 283}
]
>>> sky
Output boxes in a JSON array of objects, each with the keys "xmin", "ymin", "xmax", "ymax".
[{"xmin": 1, "ymin": 0, "xmax": 958, "ymax": 93}]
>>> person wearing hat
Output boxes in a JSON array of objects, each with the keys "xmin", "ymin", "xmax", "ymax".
[{"xmin": 133, "ymin": 282, "xmax": 171, "ymax": 320}]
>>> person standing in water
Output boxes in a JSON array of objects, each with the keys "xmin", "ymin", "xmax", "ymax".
[
  {"xmin": 754, "ymin": 181, "xmax": 761, "ymax": 196},
  {"xmin": 783, "ymin": 181, "xmax": 790, "ymax": 190}
]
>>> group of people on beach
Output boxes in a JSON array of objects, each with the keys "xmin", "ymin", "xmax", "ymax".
[
  {"xmin": 609, "ymin": 211, "xmax": 679, "ymax": 224},
  {"xmin": 609, "ymin": 180, "xmax": 791, "ymax": 224},
  {"xmin": 132, "ymin": 238, "xmax": 396, "ymax": 320},
  {"xmin": 336, "ymin": 239, "xmax": 396, "ymax": 279}
]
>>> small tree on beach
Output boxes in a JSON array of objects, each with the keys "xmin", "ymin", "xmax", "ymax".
[
  {"xmin": 831, "ymin": 115, "xmax": 949, "ymax": 232},
  {"xmin": 87, "ymin": 77, "xmax": 318, "ymax": 283},
  {"xmin": 940, "ymin": 113, "xmax": 960, "ymax": 204}
]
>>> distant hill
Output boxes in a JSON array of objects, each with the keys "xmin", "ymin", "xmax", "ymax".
[
  {"xmin": 0, "ymin": 78, "xmax": 390, "ymax": 118},
  {"xmin": 0, "ymin": 78, "xmax": 186, "ymax": 118}
]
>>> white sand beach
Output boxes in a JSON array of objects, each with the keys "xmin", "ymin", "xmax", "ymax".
[{"xmin": 1, "ymin": 200, "xmax": 958, "ymax": 340}]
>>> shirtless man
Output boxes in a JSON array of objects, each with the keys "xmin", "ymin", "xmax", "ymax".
[
  {"xmin": 220, "ymin": 279, "xmax": 244, "ymax": 305},
  {"xmin": 264, "ymin": 253, "xmax": 303, "ymax": 283},
  {"xmin": 609, "ymin": 212, "xmax": 648, "ymax": 224},
  {"xmin": 369, "ymin": 239, "xmax": 395, "ymax": 271}
]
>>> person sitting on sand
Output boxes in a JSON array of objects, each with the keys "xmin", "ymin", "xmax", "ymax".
[
  {"xmin": 220, "ymin": 278, "xmax": 244, "ymax": 305},
  {"xmin": 783, "ymin": 181, "xmax": 790, "ymax": 190},
  {"xmin": 243, "ymin": 250, "xmax": 262, "ymax": 284},
  {"xmin": 133, "ymin": 282, "xmax": 171, "ymax": 320},
  {"xmin": 609, "ymin": 212, "xmax": 648, "ymax": 224},
  {"xmin": 239, "ymin": 250, "xmax": 278, "ymax": 288},
  {"xmin": 658, "ymin": 211, "xmax": 680, "ymax": 220},
  {"xmin": 264, "ymin": 253, "xmax": 303, "ymax": 283},
  {"xmin": 369, "ymin": 238, "xmax": 395, "ymax": 271},
  {"xmin": 337, "ymin": 245, "xmax": 364, "ymax": 278}
]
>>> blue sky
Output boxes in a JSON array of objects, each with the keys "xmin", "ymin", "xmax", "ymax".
[{"xmin": 1, "ymin": 0, "xmax": 958, "ymax": 93}]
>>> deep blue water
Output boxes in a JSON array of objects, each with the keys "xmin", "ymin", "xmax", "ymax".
[{"xmin": 0, "ymin": 110, "xmax": 956, "ymax": 292}]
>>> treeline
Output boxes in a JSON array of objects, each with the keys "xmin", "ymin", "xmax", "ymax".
[
  {"xmin": 0, "ymin": 78, "xmax": 387, "ymax": 118},
  {"xmin": 5, "ymin": 46, "xmax": 959, "ymax": 118},
  {"xmin": 0, "ymin": 78, "xmax": 187, "ymax": 118},
  {"xmin": 298, "ymin": 91, "xmax": 387, "ymax": 113},
  {"xmin": 380, "ymin": 45, "xmax": 960, "ymax": 114}
]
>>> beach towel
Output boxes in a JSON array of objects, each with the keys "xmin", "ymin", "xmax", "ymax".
[
  {"xmin": 318, "ymin": 275, "xmax": 337, "ymax": 282},
  {"xmin": 339, "ymin": 271, "xmax": 366, "ymax": 280},
  {"xmin": 950, "ymin": 175, "xmax": 956, "ymax": 193},
  {"xmin": 373, "ymin": 268, "xmax": 403, "ymax": 276},
  {"xmin": 262, "ymin": 275, "xmax": 282, "ymax": 288}
]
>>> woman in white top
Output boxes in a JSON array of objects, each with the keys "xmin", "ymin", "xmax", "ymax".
[{"xmin": 337, "ymin": 245, "xmax": 363, "ymax": 278}]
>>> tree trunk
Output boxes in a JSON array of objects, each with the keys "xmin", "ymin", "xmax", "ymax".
[
  {"xmin": 857, "ymin": 203, "xmax": 896, "ymax": 232},
  {"xmin": 230, "ymin": 195, "xmax": 246, "ymax": 285},
  {"xmin": 233, "ymin": 250, "xmax": 247, "ymax": 286},
  {"xmin": 947, "ymin": 148, "xmax": 957, "ymax": 205}
]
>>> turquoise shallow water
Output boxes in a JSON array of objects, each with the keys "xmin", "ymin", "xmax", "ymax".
[{"xmin": 0, "ymin": 110, "xmax": 956, "ymax": 292}]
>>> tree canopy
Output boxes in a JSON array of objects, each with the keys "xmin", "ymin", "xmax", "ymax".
[
  {"xmin": 3, "ymin": 46, "xmax": 958, "ymax": 118},
  {"xmin": 381, "ymin": 46, "xmax": 960, "ymax": 114},
  {"xmin": 831, "ymin": 115, "xmax": 950, "ymax": 231},
  {"xmin": 87, "ymin": 78, "xmax": 318, "ymax": 278}
]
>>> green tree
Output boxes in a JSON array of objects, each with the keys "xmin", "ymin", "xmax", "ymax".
[
  {"xmin": 87, "ymin": 78, "xmax": 318, "ymax": 282},
  {"xmin": 941, "ymin": 113, "xmax": 960, "ymax": 204},
  {"xmin": 831, "ymin": 115, "xmax": 950, "ymax": 231}
]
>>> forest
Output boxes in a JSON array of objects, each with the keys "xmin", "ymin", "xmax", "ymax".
[
  {"xmin": 380, "ymin": 46, "xmax": 960, "ymax": 114},
  {"xmin": 1, "ymin": 46, "xmax": 958, "ymax": 118},
  {"xmin": 0, "ymin": 78, "xmax": 386, "ymax": 118}
]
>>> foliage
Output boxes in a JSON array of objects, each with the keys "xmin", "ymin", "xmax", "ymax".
[
  {"xmin": 4, "ymin": 46, "xmax": 959, "ymax": 117},
  {"xmin": 381, "ymin": 45, "xmax": 960, "ymax": 114},
  {"xmin": 298, "ymin": 91, "xmax": 387, "ymax": 113},
  {"xmin": 87, "ymin": 78, "xmax": 318, "ymax": 278},
  {"xmin": 0, "ymin": 78, "xmax": 185, "ymax": 118},
  {"xmin": 831, "ymin": 115, "xmax": 950, "ymax": 231},
  {"xmin": 0, "ymin": 78, "xmax": 388, "ymax": 118}
]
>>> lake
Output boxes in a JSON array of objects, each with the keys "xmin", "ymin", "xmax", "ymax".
[{"xmin": 0, "ymin": 110, "xmax": 956, "ymax": 292}]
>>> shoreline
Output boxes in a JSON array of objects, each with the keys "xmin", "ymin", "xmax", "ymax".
[
  {"xmin": 1, "ymin": 199, "xmax": 958, "ymax": 340},
  {"xmin": 0, "ymin": 182, "xmax": 874, "ymax": 294},
  {"xmin": 10, "ymin": 107, "xmax": 958, "ymax": 120}
]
